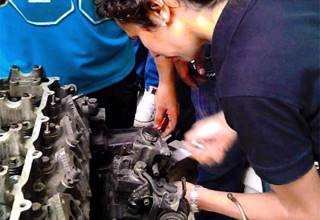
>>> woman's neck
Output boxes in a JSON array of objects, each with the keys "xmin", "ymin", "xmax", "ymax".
[{"xmin": 184, "ymin": 0, "xmax": 228, "ymax": 42}]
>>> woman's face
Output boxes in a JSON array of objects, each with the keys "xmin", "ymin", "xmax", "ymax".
[{"xmin": 120, "ymin": 21, "xmax": 205, "ymax": 61}]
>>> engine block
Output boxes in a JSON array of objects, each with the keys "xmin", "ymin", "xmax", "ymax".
[
  {"xmin": 0, "ymin": 65, "xmax": 102, "ymax": 220},
  {"xmin": 96, "ymin": 127, "xmax": 189, "ymax": 220},
  {"xmin": 0, "ymin": 65, "xmax": 190, "ymax": 220}
]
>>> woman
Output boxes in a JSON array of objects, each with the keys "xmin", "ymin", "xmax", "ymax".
[{"xmin": 96, "ymin": 0, "xmax": 320, "ymax": 219}]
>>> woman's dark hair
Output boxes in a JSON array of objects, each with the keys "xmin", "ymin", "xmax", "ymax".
[{"xmin": 95, "ymin": 0, "xmax": 221, "ymax": 28}]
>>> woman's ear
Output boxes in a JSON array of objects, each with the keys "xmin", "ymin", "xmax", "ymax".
[{"xmin": 148, "ymin": 0, "xmax": 171, "ymax": 27}]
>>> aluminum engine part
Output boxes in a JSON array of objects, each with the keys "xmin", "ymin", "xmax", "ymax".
[
  {"xmin": 94, "ymin": 127, "xmax": 189, "ymax": 220},
  {"xmin": 0, "ymin": 65, "xmax": 103, "ymax": 220},
  {"xmin": 1, "ymin": 65, "xmax": 191, "ymax": 220}
]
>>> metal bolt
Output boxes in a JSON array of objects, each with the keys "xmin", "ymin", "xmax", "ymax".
[
  {"xmin": 10, "ymin": 80, "xmax": 19, "ymax": 85},
  {"xmin": 32, "ymin": 65, "xmax": 43, "ymax": 75},
  {"xmin": 33, "ymin": 182, "xmax": 45, "ymax": 192},
  {"xmin": 42, "ymin": 156, "xmax": 54, "ymax": 174},
  {"xmin": 42, "ymin": 156, "xmax": 50, "ymax": 164},
  {"xmin": 54, "ymin": 97, "xmax": 61, "ymax": 104},
  {"xmin": 33, "ymin": 64, "xmax": 40, "ymax": 70},
  {"xmin": 32, "ymin": 202, "xmax": 42, "ymax": 215},
  {"xmin": 11, "ymin": 65, "xmax": 19, "ymax": 71},
  {"xmin": 44, "ymin": 122, "xmax": 50, "ymax": 135},
  {"xmin": 68, "ymin": 86, "xmax": 76, "ymax": 94},
  {"xmin": 88, "ymin": 98, "xmax": 97, "ymax": 105},
  {"xmin": 141, "ymin": 127, "xmax": 159, "ymax": 143},
  {"xmin": 50, "ymin": 95, "xmax": 56, "ymax": 106}
]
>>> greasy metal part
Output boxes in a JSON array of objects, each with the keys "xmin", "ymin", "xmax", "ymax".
[
  {"xmin": 0, "ymin": 66, "xmax": 99, "ymax": 220},
  {"xmin": 1, "ymin": 65, "xmax": 189, "ymax": 220},
  {"xmin": 97, "ymin": 127, "xmax": 189, "ymax": 220}
]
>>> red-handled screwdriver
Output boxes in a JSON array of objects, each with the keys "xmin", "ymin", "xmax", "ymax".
[{"xmin": 156, "ymin": 116, "xmax": 169, "ymax": 133}]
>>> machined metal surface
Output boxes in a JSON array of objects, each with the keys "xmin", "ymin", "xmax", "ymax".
[
  {"xmin": 94, "ymin": 127, "xmax": 189, "ymax": 220},
  {"xmin": 0, "ymin": 66, "xmax": 97, "ymax": 220},
  {"xmin": 1, "ymin": 65, "xmax": 190, "ymax": 220}
]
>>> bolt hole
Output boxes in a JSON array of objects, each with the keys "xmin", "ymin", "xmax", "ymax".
[
  {"xmin": 32, "ymin": 151, "xmax": 40, "ymax": 157},
  {"xmin": 33, "ymin": 182, "xmax": 45, "ymax": 191},
  {"xmin": 10, "ymin": 123, "xmax": 19, "ymax": 129},
  {"xmin": 9, "ymin": 157, "xmax": 17, "ymax": 164},
  {"xmin": 9, "ymin": 97, "xmax": 21, "ymax": 102},
  {"xmin": 22, "ymin": 121, "xmax": 29, "ymax": 127},
  {"xmin": 22, "ymin": 93, "xmax": 30, "ymax": 98}
]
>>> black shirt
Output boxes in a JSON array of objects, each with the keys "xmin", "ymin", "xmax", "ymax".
[{"xmin": 211, "ymin": 0, "xmax": 320, "ymax": 184}]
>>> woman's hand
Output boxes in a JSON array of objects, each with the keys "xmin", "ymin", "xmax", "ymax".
[{"xmin": 184, "ymin": 112, "xmax": 237, "ymax": 166}]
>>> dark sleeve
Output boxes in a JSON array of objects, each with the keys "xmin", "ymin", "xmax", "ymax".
[{"xmin": 220, "ymin": 97, "xmax": 314, "ymax": 185}]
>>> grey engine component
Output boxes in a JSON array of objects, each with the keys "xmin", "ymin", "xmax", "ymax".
[
  {"xmin": 94, "ymin": 127, "xmax": 189, "ymax": 220},
  {"xmin": 0, "ymin": 65, "xmax": 102, "ymax": 220},
  {"xmin": 0, "ymin": 65, "xmax": 189, "ymax": 220}
]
